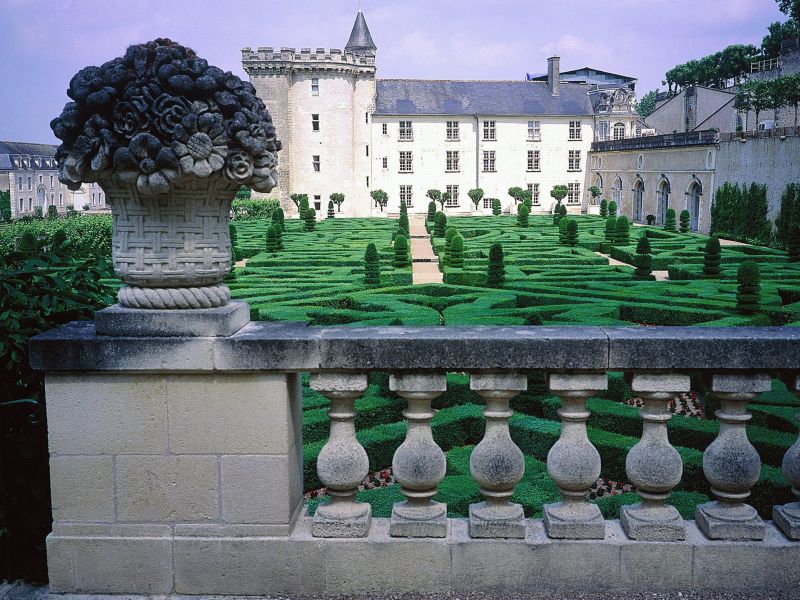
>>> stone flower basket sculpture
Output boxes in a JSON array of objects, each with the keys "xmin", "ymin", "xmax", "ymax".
[{"xmin": 51, "ymin": 39, "xmax": 281, "ymax": 309}]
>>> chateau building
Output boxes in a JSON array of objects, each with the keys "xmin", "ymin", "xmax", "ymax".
[
  {"xmin": 0, "ymin": 140, "xmax": 107, "ymax": 218},
  {"xmin": 242, "ymin": 11, "xmax": 640, "ymax": 217}
]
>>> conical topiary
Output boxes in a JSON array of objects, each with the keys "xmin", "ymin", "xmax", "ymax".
[
  {"xmin": 299, "ymin": 195, "xmax": 309, "ymax": 220},
  {"xmin": 564, "ymin": 219, "xmax": 578, "ymax": 247},
  {"xmin": 304, "ymin": 207, "xmax": 316, "ymax": 231},
  {"xmin": 558, "ymin": 217, "xmax": 568, "ymax": 244},
  {"xmin": 608, "ymin": 201, "xmax": 617, "ymax": 218},
  {"xmin": 605, "ymin": 216, "xmax": 617, "ymax": 242},
  {"xmin": 449, "ymin": 234, "xmax": 464, "ymax": 269},
  {"xmin": 265, "ymin": 225, "xmax": 279, "ymax": 253},
  {"xmin": 634, "ymin": 235, "xmax": 652, "ymax": 278},
  {"xmin": 399, "ymin": 200, "xmax": 408, "ymax": 215},
  {"xmin": 736, "ymin": 261, "xmax": 760, "ymax": 314},
  {"xmin": 486, "ymin": 242, "xmax": 505, "ymax": 288},
  {"xmin": 600, "ymin": 199, "xmax": 608, "ymax": 218},
  {"xmin": 327, "ymin": 200, "xmax": 335, "ymax": 219},
  {"xmin": 393, "ymin": 234, "xmax": 410, "ymax": 268},
  {"xmin": 364, "ymin": 242, "xmax": 380, "ymax": 286},
  {"xmin": 434, "ymin": 211, "xmax": 447, "ymax": 237},
  {"xmin": 679, "ymin": 209, "xmax": 690, "ymax": 233},
  {"xmin": 664, "ymin": 207, "xmax": 676, "ymax": 232},
  {"xmin": 703, "ymin": 236, "xmax": 721, "ymax": 277},
  {"xmin": 272, "ymin": 207, "xmax": 285, "ymax": 232},
  {"xmin": 399, "ymin": 212, "xmax": 410, "ymax": 237},
  {"xmin": 444, "ymin": 227, "xmax": 457, "ymax": 265},
  {"xmin": 492, "ymin": 198, "xmax": 501, "ymax": 215},
  {"xmin": 614, "ymin": 215, "xmax": 630, "ymax": 246},
  {"xmin": 517, "ymin": 203, "xmax": 529, "ymax": 228},
  {"xmin": 427, "ymin": 201, "xmax": 437, "ymax": 221}
]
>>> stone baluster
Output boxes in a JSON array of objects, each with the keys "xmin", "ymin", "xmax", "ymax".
[
  {"xmin": 696, "ymin": 374, "xmax": 771, "ymax": 540},
  {"xmin": 620, "ymin": 373, "xmax": 688, "ymax": 541},
  {"xmin": 310, "ymin": 372, "xmax": 371, "ymax": 537},
  {"xmin": 544, "ymin": 373, "xmax": 607, "ymax": 539},
  {"xmin": 468, "ymin": 372, "xmax": 527, "ymax": 538},
  {"xmin": 389, "ymin": 373, "xmax": 448, "ymax": 537},
  {"xmin": 774, "ymin": 375, "xmax": 800, "ymax": 539}
]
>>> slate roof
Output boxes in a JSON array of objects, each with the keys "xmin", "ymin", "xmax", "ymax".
[
  {"xmin": 345, "ymin": 11, "xmax": 376, "ymax": 53},
  {"xmin": 527, "ymin": 67, "xmax": 637, "ymax": 82},
  {"xmin": 0, "ymin": 141, "xmax": 58, "ymax": 171},
  {"xmin": 374, "ymin": 79, "xmax": 594, "ymax": 116}
]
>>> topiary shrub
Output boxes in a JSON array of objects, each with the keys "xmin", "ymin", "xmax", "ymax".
[
  {"xmin": 564, "ymin": 218, "xmax": 578, "ymax": 247},
  {"xmin": 486, "ymin": 242, "xmax": 505, "ymax": 288},
  {"xmin": 646, "ymin": 214, "xmax": 656, "ymax": 225},
  {"xmin": 608, "ymin": 201, "xmax": 617, "ymax": 218},
  {"xmin": 393, "ymin": 234, "xmax": 410, "ymax": 268},
  {"xmin": 449, "ymin": 234, "xmax": 464, "ymax": 269},
  {"xmin": 558, "ymin": 217, "xmax": 568, "ymax": 244},
  {"xmin": 299, "ymin": 195, "xmax": 309, "ymax": 220},
  {"xmin": 327, "ymin": 200, "xmax": 335, "ymax": 219},
  {"xmin": 228, "ymin": 222, "xmax": 242, "ymax": 261},
  {"xmin": 46, "ymin": 205, "xmax": 58, "ymax": 219},
  {"xmin": 736, "ymin": 261, "xmax": 761, "ymax": 314},
  {"xmin": 265, "ymin": 224, "xmax": 279, "ymax": 253},
  {"xmin": 16, "ymin": 231, "xmax": 39, "ymax": 254},
  {"xmin": 600, "ymin": 198, "xmax": 608, "ymax": 218},
  {"xmin": 633, "ymin": 234, "xmax": 652, "ymax": 278},
  {"xmin": 427, "ymin": 201, "xmax": 437, "ymax": 221},
  {"xmin": 492, "ymin": 198, "xmax": 501, "ymax": 216},
  {"xmin": 398, "ymin": 212, "xmax": 410, "ymax": 237},
  {"xmin": 703, "ymin": 236, "xmax": 721, "ymax": 277},
  {"xmin": 679, "ymin": 209, "xmax": 691, "ymax": 233},
  {"xmin": 605, "ymin": 216, "xmax": 617, "ymax": 242},
  {"xmin": 444, "ymin": 227, "xmax": 457, "ymax": 265},
  {"xmin": 364, "ymin": 242, "xmax": 380, "ymax": 286},
  {"xmin": 517, "ymin": 203, "xmax": 529, "ymax": 228},
  {"xmin": 34, "ymin": 206, "xmax": 43, "ymax": 218},
  {"xmin": 664, "ymin": 207, "xmax": 676, "ymax": 232},
  {"xmin": 434, "ymin": 211, "xmax": 447, "ymax": 237},
  {"xmin": 614, "ymin": 215, "xmax": 630, "ymax": 246},
  {"xmin": 303, "ymin": 207, "xmax": 316, "ymax": 231},
  {"xmin": 272, "ymin": 207, "xmax": 285, "ymax": 232}
]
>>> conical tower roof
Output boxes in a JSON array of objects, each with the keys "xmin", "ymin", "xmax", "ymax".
[{"xmin": 345, "ymin": 10, "xmax": 376, "ymax": 53}]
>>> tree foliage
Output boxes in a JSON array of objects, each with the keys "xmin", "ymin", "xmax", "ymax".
[
  {"xmin": 468, "ymin": 188, "xmax": 484, "ymax": 210},
  {"xmin": 710, "ymin": 182, "xmax": 771, "ymax": 245},
  {"xmin": 637, "ymin": 89, "xmax": 659, "ymax": 118},
  {"xmin": 663, "ymin": 44, "xmax": 759, "ymax": 93},
  {"xmin": 329, "ymin": 192, "xmax": 345, "ymax": 212},
  {"xmin": 370, "ymin": 189, "xmax": 388, "ymax": 212}
]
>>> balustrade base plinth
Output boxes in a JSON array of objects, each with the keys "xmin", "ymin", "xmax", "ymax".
[
  {"xmin": 695, "ymin": 500, "xmax": 766, "ymax": 540},
  {"xmin": 468, "ymin": 501, "xmax": 525, "ymax": 539},
  {"xmin": 543, "ymin": 501, "xmax": 605, "ymax": 539},
  {"xmin": 620, "ymin": 503, "xmax": 685, "ymax": 541},
  {"xmin": 773, "ymin": 503, "xmax": 800, "ymax": 540},
  {"xmin": 312, "ymin": 502, "xmax": 371, "ymax": 538},
  {"xmin": 390, "ymin": 500, "xmax": 447, "ymax": 538},
  {"xmin": 94, "ymin": 300, "xmax": 250, "ymax": 337}
]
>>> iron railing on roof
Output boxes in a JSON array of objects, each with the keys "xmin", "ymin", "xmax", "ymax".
[{"xmin": 591, "ymin": 130, "xmax": 719, "ymax": 152}]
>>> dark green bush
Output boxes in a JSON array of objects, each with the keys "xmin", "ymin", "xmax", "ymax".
[
  {"xmin": 664, "ymin": 207, "xmax": 677, "ymax": 232},
  {"xmin": 265, "ymin": 225, "xmax": 279, "ymax": 253},
  {"xmin": 393, "ymin": 234, "xmax": 410, "ymax": 268},
  {"xmin": 633, "ymin": 234, "xmax": 652, "ymax": 278},
  {"xmin": 486, "ymin": 243, "xmax": 505, "ymax": 288},
  {"xmin": 614, "ymin": 216, "xmax": 630, "ymax": 246},
  {"xmin": 608, "ymin": 201, "xmax": 617, "ymax": 218},
  {"xmin": 231, "ymin": 197, "xmax": 280, "ymax": 221},
  {"xmin": 449, "ymin": 234, "xmax": 464, "ymax": 268},
  {"xmin": 303, "ymin": 207, "xmax": 316, "ymax": 232},
  {"xmin": 564, "ymin": 219, "xmax": 578, "ymax": 247},
  {"xmin": 434, "ymin": 211, "xmax": 447, "ymax": 237},
  {"xmin": 703, "ymin": 236, "xmax": 721, "ymax": 277},
  {"xmin": 679, "ymin": 209, "xmax": 690, "ymax": 233},
  {"xmin": 327, "ymin": 200, "xmax": 335, "ymax": 219},
  {"xmin": 646, "ymin": 214, "xmax": 655, "ymax": 225},
  {"xmin": 427, "ymin": 201, "xmax": 437, "ymax": 221},
  {"xmin": 604, "ymin": 216, "xmax": 616, "ymax": 242},
  {"xmin": 599, "ymin": 198, "xmax": 608, "ymax": 218},
  {"xmin": 272, "ymin": 207, "xmax": 285, "ymax": 232},
  {"xmin": 492, "ymin": 198, "xmax": 501, "ymax": 216},
  {"xmin": 737, "ymin": 261, "xmax": 761, "ymax": 314},
  {"xmin": 517, "ymin": 203, "xmax": 529, "ymax": 228},
  {"xmin": 364, "ymin": 242, "xmax": 380, "ymax": 286}
]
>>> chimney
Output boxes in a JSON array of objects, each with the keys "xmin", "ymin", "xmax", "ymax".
[{"xmin": 547, "ymin": 56, "xmax": 560, "ymax": 96}]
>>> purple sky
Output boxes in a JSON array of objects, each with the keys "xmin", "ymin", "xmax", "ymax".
[{"xmin": 0, "ymin": 0, "xmax": 786, "ymax": 144}]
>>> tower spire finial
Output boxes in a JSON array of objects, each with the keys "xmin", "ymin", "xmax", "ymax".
[{"xmin": 345, "ymin": 9, "xmax": 376, "ymax": 54}]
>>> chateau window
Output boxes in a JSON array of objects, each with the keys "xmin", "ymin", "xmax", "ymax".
[
  {"xmin": 445, "ymin": 185, "xmax": 459, "ymax": 207},
  {"xmin": 527, "ymin": 120, "xmax": 541, "ymax": 141},
  {"xmin": 366, "ymin": 176, "xmax": 369, "ymax": 187},
  {"xmin": 382, "ymin": 123, "xmax": 388, "ymax": 135},
  {"xmin": 446, "ymin": 121, "xmax": 459, "ymax": 141},
  {"xmin": 314, "ymin": 195, "xmax": 321, "ymax": 211},
  {"xmin": 39, "ymin": 175, "xmax": 43, "ymax": 185},
  {"xmin": 312, "ymin": 155, "xmax": 321, "ymax": 172},
  {"xmin": 482, "ymin": 197, "xmax": 493, "ymax": 209},
  {"xmin": 483, "ymin": 120, "xmax": 496, "ymax": 141},
  {"xmin": 613, "ymin": 122, "xmax": 626, "ymax": 140},
  {"xmin": 365, "ymin": 112, "xmax": 369, "ymax": 124},
  {"xmin": 50, "ymin": 194, "xmax": 54, "ymax": 205},
  {"xmin": 569, "ymin": 121, "xmax": 582, "ymax": 141},
  {"xmin": 528, "ymin": 150, "xmax": 540, "ymax": 172},
  {"xmin": 28, "ymin": 176, "xmax": 32, "ymax": 190},
  {"xmin": 17, "ymin": 177, "xmax": 22, "ymax": 190},
  {"xmin": 567, "ymin": 183, "xmax": 580, "ymax": 204},
  {"xmin": 366, "ymin": 145, "xmax": 369, "ymax": 157},
  {"xmin": 399, "ymin": 120, "xmax": 413, "ymax": 140},
  {"xmin": 19, "ymin": 198, "xmax": 23, "ymax": 211},
  {"xmin": 399, "ymin": 151, "xmax": 413, "ymax": 172},
  {"xmin": 49, "ymin": 175, "xmax": 54, "ymax": 188},
  {"xmin": 311, "ymin": 78, "xmax": 319, "ymax": 96},
  {"xmin": 446, "ymin": 150, "xmax": 459, "ymax": 172},
  {"xmin": 400, "ymin": 185, "xmax": 413, "ymax": 207},
  {"xmin": 483, "ymin": 150, "xmax": 496, "ymax": 172},
  {"xmin": 597, "ymin": 121, "xmax": 610, "ymax": 142},
  {"xmin": 527, "ymin": 183, "xmax": 540, "ymax": 205},
  {"xmin": 568, "ymin": 150, "xmax": 581, "ymax": 171},
  {"xmin": 311, "ymin": 114, "xmax": 319, "ymax": 131},
  {"xmin": 58, "ymin": 193, "xmax": 63, "ymax": 206},
  {"xmin": 382, "ymin": 157, "xmax": 388, "ymax": 169}
]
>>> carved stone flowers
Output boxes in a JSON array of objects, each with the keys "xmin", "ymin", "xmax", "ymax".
[{"xmin": 51, "ymin": 38, "xmax": 281, "ymax": 196}]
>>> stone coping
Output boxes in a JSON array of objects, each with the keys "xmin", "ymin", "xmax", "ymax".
[{"xmin": 29, "ymin": 321, "xmax": 800, "ymax": 373}]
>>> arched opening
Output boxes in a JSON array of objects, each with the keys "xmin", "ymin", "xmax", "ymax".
[
  {"xmin": 37, "ymin": 186, "xmax": 46, "ymax": 208},
  {"xmin": 613, "ymin": 122, "xmax": 626, "ymax": 140},
  {"xmin": 688, "ymin": 180, "xmax": 702, "ymax": 232},
  {"xmin": 593, "ymin": 175, "xmax": 603, "ymax": 205},
  {"xmin": 657, "ymin": 178, "xmax": 670, "ymax": 225},
  {"xmin": 613, "ymin": 176, "xmax": 623, "ymax": 210},
  {"xmin": 632, "ymin": 178, "xmax": 643, "ymax": 222}
]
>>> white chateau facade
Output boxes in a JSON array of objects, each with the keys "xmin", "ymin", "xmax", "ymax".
[{"xmin": 243, "ymin": 11, "xmax": 641, "ymax": 217}]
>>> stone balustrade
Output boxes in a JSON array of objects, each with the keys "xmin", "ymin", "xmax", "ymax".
[{"xmin": 30, "ymin": 316, "xmax": 800, "ymax": 597}]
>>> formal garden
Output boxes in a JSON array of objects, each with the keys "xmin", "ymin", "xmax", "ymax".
[{"xmin": 2, "ymin": 185, "xmax": 800, "ymax": 580}]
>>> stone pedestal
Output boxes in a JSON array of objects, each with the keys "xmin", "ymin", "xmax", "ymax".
[
  {"xmin": 389, "ymin": 373, "xmax": 448, "ymax": 538},
  {"xmin": 310, "ymin": 373, "xmax": 371, "ymax": 538},
  {"xmin": 696, "ymin": 374, "xmax": 770, "ymax": 540},
  {"xmin": 543, "ymin": 373, "xmax": 607, "ymax": 540},
  {"xmin": 620, "ymin": 373, "xmax": 687, "ymax": 541},
  {"xmin": 468, "ymin": 372, "xmax": 527, "ymax": 538},
  {"xmin": 774, "ymin": 375, "xmax": 800, "ymax": 540},
  {"xmin": 95, "ymin": 301, "xmax": 251, "ymax": 337}
]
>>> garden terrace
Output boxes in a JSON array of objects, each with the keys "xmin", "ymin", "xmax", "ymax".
[{"xmin": 31, "ymin": 321, "xmax": 800, "ymax": 596}]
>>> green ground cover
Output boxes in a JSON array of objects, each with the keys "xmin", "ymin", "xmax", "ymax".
[{"xmin": 225, "ymin": 214, "xmax": 798, "ymax": 520}]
